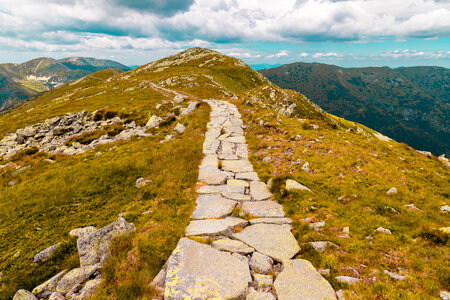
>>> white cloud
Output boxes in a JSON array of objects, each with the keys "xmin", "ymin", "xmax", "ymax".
[
  {"xmin": 298, "ymin": 52, "xmax": 309, "ymax": 57},
  {"xmin": 267, "ymin": 51, "xmax": 289, "ymax": 58},
  {"xmin": 380, "ymin": 49, "xmax": 450, "ymax": 59},
  {"xmin": 311, "ymin": 52, "xmax": 341, "ymax": 58}
]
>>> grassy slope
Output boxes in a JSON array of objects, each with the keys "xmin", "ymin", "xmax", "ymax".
[{"xmin": 233, "ymin": 98, "xmax": 449, "ymax": 299}]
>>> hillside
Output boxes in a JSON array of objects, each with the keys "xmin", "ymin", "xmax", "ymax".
[
  {"xmin": 0, "ymin": 57, "xmax": 130, "ymax": 112},
  {"xmin": 0, "ymin": 48, "xmax": 448, "ymax": 300},
  {"xmin": 259, "ymin": 63, "xmax": 450, "ymax": 156}
]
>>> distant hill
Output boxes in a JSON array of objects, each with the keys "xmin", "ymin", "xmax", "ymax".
[
  {"xmin": 259, "ymin": 63, "xmax": 450, "ymax": 156},
  {"xmin": 0, "ymin": 57, "xmax": 130, "ymax": 111}
]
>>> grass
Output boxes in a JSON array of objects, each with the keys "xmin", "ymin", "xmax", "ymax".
[{"xmin": 234, "ymin": 98, "xmax": 449, "ymax": 299}]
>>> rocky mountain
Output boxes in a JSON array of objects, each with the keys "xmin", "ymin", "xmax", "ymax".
[
  {"xmin": 259, "ymin": 63, "xmax": 450, "ymax": 156},
  {"xmin": 0, "ymin": 48, "xmax": 448, "ymax": 300},
  {"xmin": 0, "ymin": 57, "xmax": 130, "ymax": 112}
]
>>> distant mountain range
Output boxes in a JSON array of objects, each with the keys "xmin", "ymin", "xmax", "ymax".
[
  {"xmin": 0, "ymin": 57, "xmax": 129, "ymax": 111},
  {"xmin": 260, "ymin": 63, "xmax": 449, "ymax": 156}
]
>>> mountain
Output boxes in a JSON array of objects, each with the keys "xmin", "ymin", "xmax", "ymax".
[
  {"xmin": 0, "ymin": 57, "xmax": 130, "ymax": 112},
  {"xmin": 0, "ymin": 48, "xmax": 448, "ymax": 300},
  {"xmin": 259, "ymin": 63, "xmax": 450, "ymax": 156}
]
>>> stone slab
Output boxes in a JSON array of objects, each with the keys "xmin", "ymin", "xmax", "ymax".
[
  {"xmin": 185, "ymin": 217, "xmax": 248, "ymax": 236},
  {"xmin": 241, "ymin": 201, "xmax": 285, "ymax": 218},
  {"xmin": 221, "ymin": 160, "xmax": 254, "ymax": 173},
  {"xmin": 250, "ymin": 181, "xmax": 272, "ymax": 201},
  {"xmin": 211, "ymin": 238, "xmax": 254, "ymax": 254},
  {"xmin": 191, "ymin": 194, "xmax": 237, "ymax": 219}
]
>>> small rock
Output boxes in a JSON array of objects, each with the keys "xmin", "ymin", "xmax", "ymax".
[
  {"xmin": 335, "ymin": 275, "xmax": 361, "ymax": 284},
  {"xmin": 249, "ymin": 251, "xmax": 273, "ymax": 274},
  {"xmin": 336, "ymin": 290, "xmax": 346, "ymax": 300},
  {"xmin": 285, "ymin": 179, "xmax": 311, "ymax": 192},
  {"xmin": 247, "ymin": 291, "xmax": 276, "ymax": 300},
  {"xmin": 56, "ymin": 265, "xmax": 99, "ymax": 294},
  {"xmin": 8, "ymin": 181, "xmax": 16, "ymax": 186},
  {"xmin": 384, "ymin": 270, "xmax": 406, "ymax": 281},
  {"xmin": 48, "ymin": 291, "xmax": 65, "ymax": 300},
  {"xmin": 146, "ymin": 115, "xmax": 163, "ymax": 128},
  {"xmin": 33, "ymin": 243, "xmax": 61, "ymax": 264},
  {"xmin": 173, "ymin": 94, "xmax": 185, "ymax": 104},
  {"xmin": 95, "ymin": 152, "xmax": 102, "ymax": 157},
  {"xmin": 375, "ymin": 227, "xmax": 392, "ymax": 235},
  {"xmin": 301, "ymin": 162, "xmax": 310, "ymax": 172},
  {"xmin": 253, "ymin": 273, "xmax": 273, "ymax": 288},
  {"xmin": 403, "ymin": 203, "xmax": 419, "ymax": 210},
  {"xmin": 440, "ymin": 290, "xmax": 450, "ymax": 300},
  {"xmin": 386, "ymin": 187, "xmax": 397, "ymax": 195},
  {"xmin": 69, "ymin": 226, "xmax": 97, "ymax": 237},
  {"xmin": 13, "ymin": 289, "xmax": 38, "ymax": 300},
  {"xmin": 309, "ymin": 221, "xmax": 325, "ymax": 230},
  {"xmin": 180, "ymin": 101, "xmax": 199, "ymax": 116},
  {"xmin": 441, "ymin": 205, "xmax": 450, "ymax": 213},
  {"xmin": 174, "ymin": 123, "xmax": 186, "ymax": 134},
  {"xmin": 310, "ymin": 241, "xmax": 339, "ymax": 253},
  {"xmin": 77, "ymin": 278, "xmax": 103, "ymax": 299},
  {"xmin": 318, "ymin": 269, "xmax": 330, "ymax": 276},
  {"xmin": 135, "ymin": 177, "xmax": 151, "ymax": 188},
  {"xmin": 211, "ymin": 238, "xmax": 254, "ymax": 254}
]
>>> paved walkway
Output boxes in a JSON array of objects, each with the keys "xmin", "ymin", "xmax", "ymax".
[{"xmin": 153, "ymin": 100, "xmax": 336, "ymax": 299}]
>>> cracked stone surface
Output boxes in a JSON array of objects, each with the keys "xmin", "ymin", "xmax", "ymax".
[
  {"xmin": 191, "ymin": 194, "xmax": 237, "ymax": 219},
  {"xmin": 241, "ymin": 200, "xmax": 285, "ymax": 218}
]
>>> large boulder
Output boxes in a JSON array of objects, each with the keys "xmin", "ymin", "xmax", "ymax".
[
  {"xmin": 13, "ymin": 290, "xmax": 37, "ymax": 300},
  {"xmin": 32, "ymin": 270, "xmax": 67, "ymax": 298},
  {"xmin": 56, "ymin": 265, "xmax": 98, "ymax": 295},
  {"xmin": 77, "ymin": 217, "xmax": 135, "ymax": 266}
]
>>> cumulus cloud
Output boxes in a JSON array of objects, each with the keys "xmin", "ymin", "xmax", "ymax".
[
  {"xmin": 380, "ymin": 49, "xmax": 450, "ymax": 59},
  {"xmin": 267, "ymin": 51, "xmax": 289, "ymax": 58}
]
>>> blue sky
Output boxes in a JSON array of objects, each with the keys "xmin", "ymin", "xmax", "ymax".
[{"xmin": 0, "ymin": 0, "xmax": 449, "ymax": 68}]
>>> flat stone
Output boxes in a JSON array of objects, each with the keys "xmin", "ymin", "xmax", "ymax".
[
  {"xmin": 56, "ymin": 265, "xmax": 99, "ymax": 294},
  {"xmin": 69, "ymin": 226, "xmax": 97, "ymax": 237},
  {"xmin": 236, "ymin": 172, "xmax": 260, "ymax": 181},
  {"xmin": 309, "ymin": 221, "xmax": 325, "ymax": 230},
  {"xmin": 225, "ymin": 136, "xmax": 246, "ymax": 144},
  {"xmin": 375, "ymin": 227, "xmax": 392, "ymax": 234},
  {"xmin": 32, "ymin": 270, "xmax": 67, "ymax": 298},
  {"xmin": 198, "ymin": 169, "xmax": 228, "ymax": 185},
  {"xmin": 77, "ymin": 278, "xmax": 103, "ymax": 299},
  {"xmin": 199, "ymin": 154, "xmax": 218, "ymax": 169},
  {"xmin": 164, "ymin": 238, "xmax": 251, "ymax": 299},
  {"xmin": 285, "ymin": 179, "xmax": 312, "ymax": 192},
  {"xmin": 222, "ymin": 192, "xmax": 252, "ymax": 201},
  {"xmin": 191, "ymin": 194, "xmax": 237, "ymax": 219},
  {"xmin": 211, "ymin": 238, "xmax": 254, "ymax": 254},
  {"xmin": 247, "ymin": 292, "xmax": 276, "ymax": 300},
  {"xmin": 253, "ymin": 274, "xmax": 273, "ymax": 288},
  {"xmin": 386, "ymin": 187, "xmax": 397, "ymax": 195},
  {"xmin": 197, "ymin": 185, "xmax": 245, "ymax": 194},
  {"xmin": 249, "ymin": 251, "xmax": 273, "ymax": 274},
  {"xmin": 222, "ymin": 160, "xmax": 253, "ymax": 172},
  {"xmin": 33, "ymin": 243, "xmax": 61, "ymax": 264},
  {"xmin": 241, "ymin": 201, "xmax": 285, "ymax": 218},
  {"xmin": 310, "ymin": 241, "xmax": 339, "ymax": 253},
  {"xmin": 274, "ymin": 259, "xmax": 336, "ymax": 300},
  {"xmin": 440, "ymin": 291, "xmax": 450, "ymax": 300},
  {"xmin": 384, "ymin": 270, "xmax": 406, "ymax": 281},
  {"xmin": 232, "ymin": 224, "xmax": 300, "ymax": 262},
  {"xmin": 335, "ymin": 276, "xmax": 361, "ymax": 284},
  {"xmin": 227, "ymin": 179, "xmax": 249, "ymax": 187},
  {"xmin": 13, "ymin": 290, "xmax": 37, "ymax": 300},
  {"xmin": 250, "ymin": 218, "xmax": 292, "ymax": 225},
  {"xmin": 185, "ymin": 217, "xmax": 248, "ymax": 236},
  {"xmin": 250, "ymin": 181, "xmax": 272, "ymax": 201}
]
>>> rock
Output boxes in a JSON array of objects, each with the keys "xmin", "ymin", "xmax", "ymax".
[
  {"xmin": 48, "ymin": 292, "xmax": 65, "ymax": 300},
  {"xmin": 77, "ymin": 278, "xmax": 103, "ymax": 299},
  {"xmin": 146, "ymin": 115, "xmax": 163, "ymax": 128},
  {"xmin": 174, "ymin": 123, "xmax": 186, "ymax": 134},
  {"xmin": 135, "ymin": 177, "xmax": 151, "ymax": 188},
  {"xmin": 384, "ymin": 270, "xmax": 406, "ymax": 281},
  {"xmin": 335, "ymin": 276, "xmax": 361, "ymax": 284},
  {"xmin": 439, "ymin": 227, "xmax": 450, "ymax": 234},
  {"xmin": 227, "ymin": 179, "xmax": 249, "ymax": 187},
  {"xmin": 69, "ymin": 226, "xmax": 97, "ymax": 237},
  {"xmin": 404, "ymin": 203, "xmax": 419, "ymax": 210},
  {"xmin": 197, "ymin": 184, "xmax": 245, "ymax": 194},
  {"xmin": 211, "ymin": 238, "xmax": 254, "ymax": 254},
  {"xmin": 310, "ymin": 241, "xmax": 339, "ymax": 253},
  {"xmin": 32, "ymin": 270, "xmax": 68, "ymax": 298},
  {"xmin": 77, "ymin": 217, "xmax": 135, "ymax": 266},
  {"xmin": 250, "ymin": 181, "xmax": 272, "ymax": 201},
  {"xmin": 232, "ymin": 224, "xmax": 300, "ymax": 262},
  {"xmin": 236, "ymin": 172, "xmax": 259, "ymax": 181},
  {"xmin": 12, "ymin": 165, "xmax": 31, "ymax": 176},
  {"xmin": 164, "ymin": 238, "xmax": 251, "ymax": 299},
  {"xmin": 56, "ymin": 265, "xmax": 98, "ymax": 294},
  {"xmin": 441, "ymin": 291, "xmax": 450, "ymax": 300},
  {"xmin": 249, "ymin": 251, "xmax": 273, "ymax": 274},
  {"xmin": 375, "ymin": 227, "xmax": 392, "ymax": 235},
  {"xmin": 150, "ymin": 268, "xmax": 166, "ymax": 292},
  {"xmin": 318, "ymin": 269, "xmax": 331, "ymax": 276},
  {"xmin": 33, "ymin": 243, "xmax": 61, "ymax": 264},
  {"xmin": 301, "ymin": 162, "xmax": 310, "ymax": 172},
  {"xmin": 185, "ymin": 217, "xmax": 247, "ymax": 236},
  {"xmin": 253, "ymin": 273, "xmax": 273, "ymax": 287},
  {"xmin": 221, "ymin": 192, "xmax": 252, "ymax": 201},
  {"xmin": 13, "ymin": 289, "xmax": 38, "ymax": 300},
  {"xmin": 274, "ymin": 259, "xmax": 336, "ymax": 300},
  {"xmin": 221, "ymin": 160, "xmax": 254, "ymax": 173},
  {"xmin": 173, "ymin": 94, "xmax": 185, "ymax": 104},
  {"xmin": 309, "ymin": 221, "xmax": 325, "ymax": 230},
  {"xmin": 336, "ymin": 290, "xmax": 346, "ymax": 300},
  {"xmin": 285, "ymin": 179, "xmax": 311, "ymax": 192},
  {"xmin": 386, "ymin": 187, "xmax": 397, "ymax": 195},
  {"xmin": 198, "ymin": 169, "xmax": 228, "ymax": 185},
  {"xmin": 249, "ymin": 218, "xmax": 292, "ymax": 225},
  {"xmin": 247, "ymin": 291, "xmax": 276, "ymax": 300},
  {"xmin": 180, "ymin": 101, "xmax": 199, "ymax": 116},
  {"xmin": 441, "ymin": 205, "xmax": 450, "ymax": 213},
  {"xmin": 241, "ymin": 201, "xmax": 285, "ymax": 218},
  {"xmin": 191, "ymin": 194, "xmax": 237, "ymax": 219}
]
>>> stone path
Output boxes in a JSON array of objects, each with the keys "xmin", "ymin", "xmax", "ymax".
[{"xmin": 153, "ymin": 100, "xmax": 336, "ymax": 299}]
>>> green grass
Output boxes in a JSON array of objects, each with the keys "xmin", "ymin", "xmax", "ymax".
[{"xmin": 235, "ymin": 99, "xmax": 449, "ymax": 299}]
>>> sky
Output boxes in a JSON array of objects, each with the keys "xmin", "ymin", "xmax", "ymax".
[{"xmin": 0, "ymin": 0, "xmax": 449, "ymax": 68}]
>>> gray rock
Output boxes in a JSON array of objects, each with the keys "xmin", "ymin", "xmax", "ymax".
[
  {"xmin": 386, "ymin": 187, "xmax": 397, "ymax": 195},
  {"xmin": 77, "ymin": 217, "xmax": 135, "ymax": 266},
  {"xmin": 221, "ymin": 160, "xmax": 254, "ymax": 173},
  {"xmin": 301, "ymin": 162, "xmax": 310, "ymax": 172},
  {"xmin": 180, "ymin": 101, "xmax": 199, "ymax": 116},
  {"xmin": 211, "ymin": 238, "xmax": 254, "ymax": 254},
  {"xmin": 309, "ymin": 221, "xmax": 325, "ymax": 230},
  {"xmin": 164, "ymin": 238, "xmax": 251, "ymax": 299},
  {"xmin": 48, "ymin": 292, "xmax": 65, "ymax": 300},
  {"xmin": 335, "ymin": 276, "xmax": 361, "ymax": 284},
  {"xmin": 69, "ymin": 226, "xmax": 97, "ymax": 237},
  {"xmin": 441, "ymin": 291, "xmax": 450, "ymax": 300},
  {"xmin": 198, "ymin": 169, "xmax": 228, "ymax": 185},
  {"xmin": 150, "ymin": 268, "xmax": 166, "ymax": 292},
  {"xmin": 285, "ymin": 179, "xmax": 311, "ymax": 192},
  {"xmin": 185, "ymin": 217, "xmax": 247, "ymax": 236},
  {"xmin": 384, "ymin": 270, "xmax": 406, "ymax": 281},
  {"xmin": 12, "ymin": 165, "xmax": 31, "ymax": 176},
  {"xmin": 32, "ymin": 270, "xmax": 67, "ymax": 298},
  {"xmin": 232, "ymin": 224, "xmax": 300, "ymax": 262},
  {"xmin": 173, "ymin": 94, "xmax": 185, "ymax": 104},
  {"xmin": 247, "ymin": 291, "xmax": 276, "ymax": 300},
  {"xmin": 76, "ymin": 278, "xmax": 103, "ymax": 299},
  {"xmin": 197, "ymin": 184, "xmax": 245, "ymax": 194},
  {"xmin": 253, "ymin": 273, "xmax": 273, "ymax": 287},
  {"xmin": 13, "ymin": 289, "xmax": 38, "ymax": 300},
  {"xmin": 249, "ymin": 251, "xmax": 273, "ymax": 274},
  {"xmin": 375, "ymin": 227, "xmax": 392, "ymax": 235},
  {"xmin": 336, "ymin": 290, "xmax": 346, "ymax": 300},
  {"xmin": 249, "ymin": 218, "xmax": 292, "ymax": 225},
  {"xmin": 135, "ymin": 177, "xmax": 151, "ymax": 188},
  {"xmin": 146, "ymin": 115, "xmax": 162, "ymax": 128},
  {"xmin": 191, "ymin": 194, "xmax": 237, "ymax": 219},
  {"xmin": 250, "ymin": 181, "xmax": 272, "ymax": 201},
  {"xmin": 241, "ymin": 201, "xmax": 285, "ymax": 218},
  {"xmin": 274, "ymin": 259, "xmax": 336, "ymax": 300},
  {"xmin": 174, "ymin": 123, "xmax": 186, "ymax": 134},
  {"xmin": 33, "ymin": 243, "xmax": 61, "ymax": 264},
  {"xmin": 309, "ymin": 241, "xmax": 339, "ymax": 253},
  {"xmin": 221, "ymin": 192, "xmax": 252, "ymax": 201},
  {"xmin": 236, "ymin": 172, "xmax": 259, "ymax": 181},
  {"xmin": 56, "ymin": 265, "xmax": 98, "ymax": 294},
  {"xmin": 441, "ymin": 205, "xmax": 450, "ymax": 213}
]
